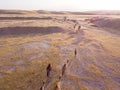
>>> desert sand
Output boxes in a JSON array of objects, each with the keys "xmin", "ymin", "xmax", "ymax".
[{"xmin": 0, "ymin": 10, "xmax": 120, "ymax": 90}]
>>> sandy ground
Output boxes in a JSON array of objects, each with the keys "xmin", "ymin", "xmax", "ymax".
[{"xmin": 0, "ymin": 10, "xmax": 120, "ymax": 90}]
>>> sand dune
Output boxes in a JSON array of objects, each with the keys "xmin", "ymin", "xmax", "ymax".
[{"xmin": 89, "ymin": 17, "xmax": 120, "ymax": 35}]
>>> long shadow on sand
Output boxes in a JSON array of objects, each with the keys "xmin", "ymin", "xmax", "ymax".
[
  {"xmin": 0, "ymin": 10, "xmax": 23, "ymax": 14},
  {"xmin": 0, "ymin": 17, "xmax": 52, "ymax": 20},
  {"xmin": 0, "ymin": 26, "xmax": 65, "ymax": 37}
]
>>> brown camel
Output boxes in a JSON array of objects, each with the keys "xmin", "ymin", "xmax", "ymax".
[
  {"xmin": 54, "ymin": 76, "xmax": 62, "ymax": 90},
  {"xmin": 67, "ymin": 59, "xmax": 69, "ymax": 64},
  {"xmin": 62, "ymin": 64, "xmax": 67, "ymax": 76},
  {"xmin": 78, "ymin": 25, "xmax": 81, "ymax": 31},
  {"xmin": 75, "ymin": 48, "xmax": 77, "ymax": 56},
  {"xmin": 40, "ymin": 81, "xmax": 45, "ymax": 90},
  {"xmin": 46, "ymin": 64, "xmax": 52, "ymax": 77},
  {"xmin": 74, "ymin": 23, "xmax": 77, "ymax": 29}
]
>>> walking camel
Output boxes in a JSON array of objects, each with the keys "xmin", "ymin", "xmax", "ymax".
[
  {"xmin": 46, "ymin": 64, "xmax": 52, "ymax": 78},
  {"xmin": 62, "ymin": 64, "xmax": 67, "ymax": 76},
  {"xmin": 54, "ymin": 76, "xmax": 62, "ymax": 90},
  {"xmin": 40, "ymin": 81, "xmax": 45, "ymax": 90},
  {"xmin": 75, "ymin": 48, "xmax": 77, "ymax": 57}
]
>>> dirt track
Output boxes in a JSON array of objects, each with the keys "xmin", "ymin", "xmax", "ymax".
[{"xmin": 45, "ymin": 19, "xmax": 120, "ymax": 90}]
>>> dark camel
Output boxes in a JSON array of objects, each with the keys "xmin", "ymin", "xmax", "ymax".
[
  {"xmin": 62, "ymin": 64, "xmax": 67, "ymax": 76},
  {"xmin": 46, "ymin": 64, "xmax": 52, "ymax": 77},
  {"xmin": 78, "ymin": 25, "xmax": 81, "ymax": 31},
  {"xmin": 75, "ymin": 48, "xmax": 77, "ymax": 57}
]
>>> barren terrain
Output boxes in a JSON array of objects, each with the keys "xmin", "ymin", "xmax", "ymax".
[{"xmin": 0, "ymin": 10, "xmax": 120, "ymax": 90}]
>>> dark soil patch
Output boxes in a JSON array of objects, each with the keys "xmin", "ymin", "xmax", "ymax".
[
  {"xmin": 0, "ymin": 26, "xmax": 65, "ymax": 37},
  {"xmin": 0, "ymin": 17, "xmax": 52, "ymax": 20}
]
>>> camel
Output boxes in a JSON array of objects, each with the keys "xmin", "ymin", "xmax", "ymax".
[
  {"xmin": 74, "ymin": 23, "xmax": 77, "ymax": 29},
  {"xmin": 75, "ymin": 48, "xmax": 77, "ymax": 57},
  {"xmin": 40, "ymin": 81, "xmax": 45, "ymax": 90},
  {"xmin": 46, "ymin": 64, "xmax": 52, "ymax": 77},
  {"xmin": 78, "ymin": 25, "xmax": 81, "ymax": 31},
  {"xmin": 54, "ymin": 76, "xmax": 62, "ymax": 90},
  {"xmin": 62, "ymin": 64, "xmax": 67, "ymax": 76},
  {"xmin": 67, "ymin": 59, "xmax": 69, "ymax": 64}
]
